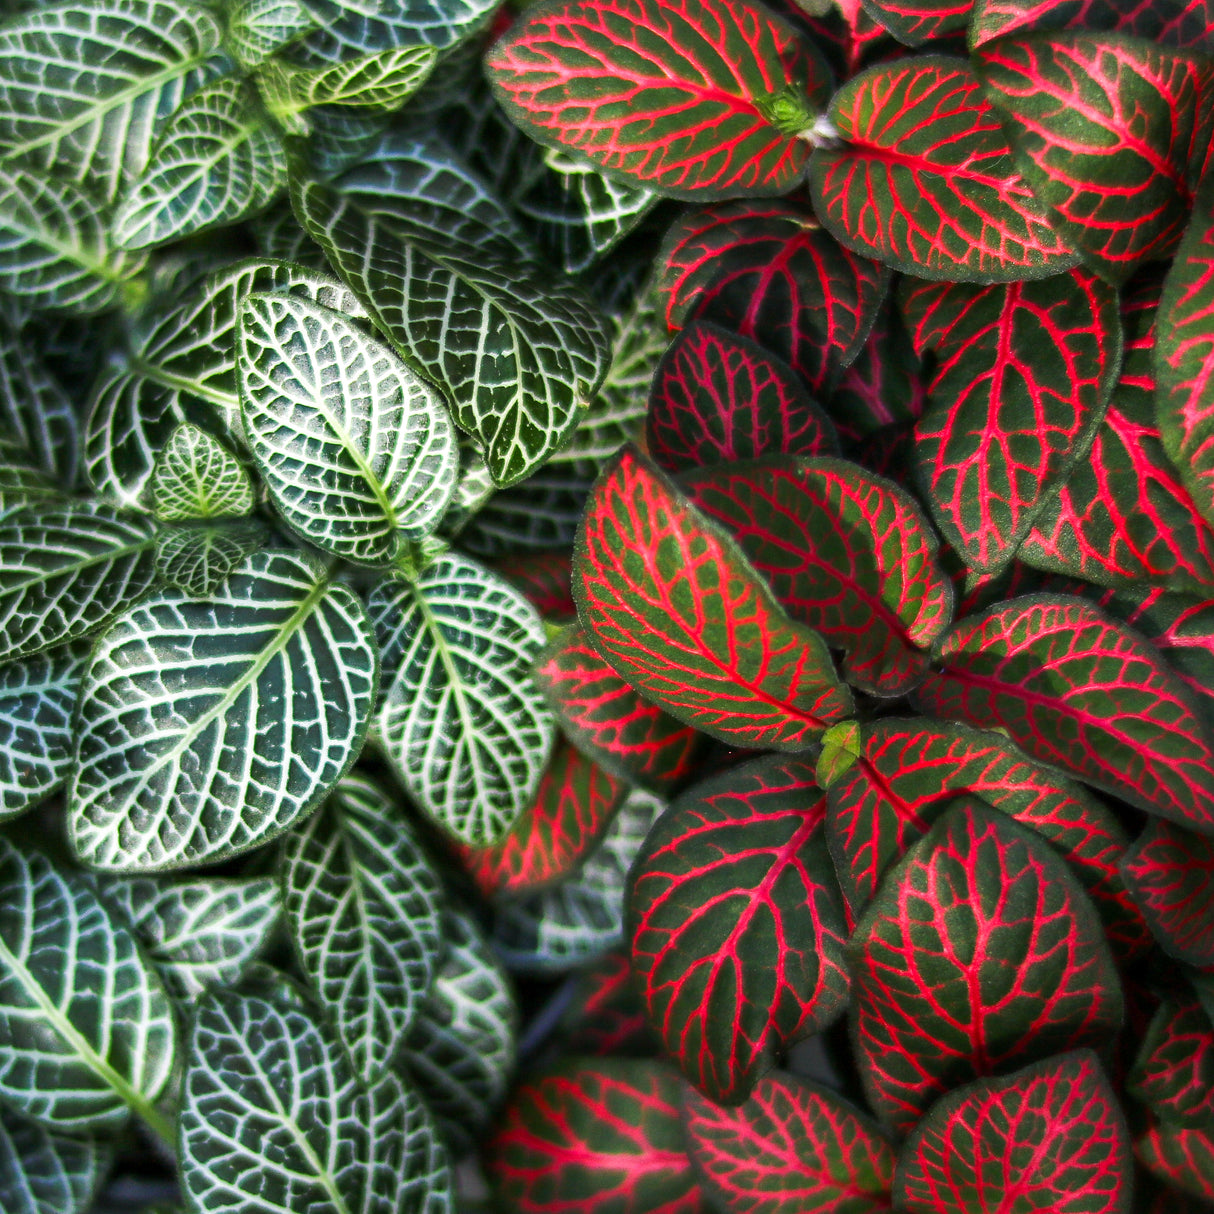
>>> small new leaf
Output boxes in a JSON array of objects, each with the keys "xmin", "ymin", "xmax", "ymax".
[{"xmin": 151, "ymin": 423, "xmax": 254, "ymax": 522}]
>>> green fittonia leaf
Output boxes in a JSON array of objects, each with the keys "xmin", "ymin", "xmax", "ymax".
[
  {"xmin": 226, "ymin": 0, "xmax": 315, "ymax": 67},
  {"xmin": 0, "ymin": 1104, "xmax": 113, "ymax": 1214},
  {"xmin": 0, "ymin": 838, "xmax": 176, "ymax": 1135},
  {"xmin": 151, "ymin": 422, "xmax": 254, "ymax": 522},
  {"xmin": 281, "ymin": 776, "xmax": 443, "ymax": 1087},
  {"xmin": 368, "ymin": 552, "xmax": 555, "ymax": 846},
  {"xmin": 154, "ymin": 519, "xmax": 269, "ymax": 597},
  {"xmin": 237, "ymin": 292, "xmax": 458, "ymax": 564},
  {"xmin": 69, "ymin": 549, "xmax": 378, "ymax": 871},
  {"xmin": 181, "ymin": 988, "xmax": 453, "ymax": 1214}
]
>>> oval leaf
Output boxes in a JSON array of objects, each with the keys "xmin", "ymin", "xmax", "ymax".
[
  {"xmin": 151, "ymin": 422, "xmax": 254, "ymax": 522},
  {"xmin": 1129, "ymin": 996, "xmax": 1214, "ymax": 1129}
]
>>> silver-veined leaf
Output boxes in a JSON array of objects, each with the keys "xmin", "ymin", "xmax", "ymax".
[
  {"xmin": 154, "ymin": 519, "xmax": 269, "ymax": 597},
  {"xmin": 0, "ymin": 644, "xmax": 86, "ymax": 821},
  {"xmin": 0, "ymin": 1104, "xmax": 113, "ymax": 1214},
  {"xmin": 257, "ymin": 45, "xmax": 437, "ymax": 120},
  {"xmin": 226, "ymin": 0, "xmax": 315, "ymax": 67},
  {"xmin": 97, "ymin": 876, "xmax": 281, "ymax": 1005},
  {"xmin": 113, "ymin": 76, "xmax": 288, "ymax": 251},
  {"xmin": 368, "ymin": 552, "xmax": 554, "ymax": 846},
  {"xmin": 291, "ymin": 177, "xmax": 612, "ymax": 487},
  {"xmin": 68, "ymin": 549, "xmax": 378, "ymax": 871},
  {"xmin": 281, "ymin": 775, "xmax": 443, "ymax": 1087},
  {"xmin": 0, "ymin": 501, "xmax": 157, "ymax": 664},
  {"xmin": 151, "ymin": 422, "xmax": 254, "ymax": 522},
  {"xmin": 0, "ymin": 0, "xmax": 225, "ymax": 202},
  {"xmin": 237, "ymin": 292, "xmax": 457, "ymax": 563},
  {"xmin": 181, "ymin": 989, "xmax": 453, "ymax": 1214},
  {"xmin": 294, "ymin": 0, "xmax": 500, "ymax": 58},
  {"xmin": 0, "ymin": 165, "xmax": 147, "ymax": 316},
  {"xmin": 403, "ymin": 908, "xmax": 518, "ymax": 1158},
  {"xmin": 0, "ymin": 838, "xmax": 176, "ymax": 1133}
]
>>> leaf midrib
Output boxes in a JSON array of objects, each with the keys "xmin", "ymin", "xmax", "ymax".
[
  {"xmin": 2, "ymin": 533, "xmax": 153, "ymax": 599},
  {"xmin": 129, "ymin": 355, "xmax": 238, "ymax": 413}
]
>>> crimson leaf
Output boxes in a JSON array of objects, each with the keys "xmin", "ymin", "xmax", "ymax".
[{"xmin": 1129, "ymin": 996, "xmax": 1214, "ymax": 1130}]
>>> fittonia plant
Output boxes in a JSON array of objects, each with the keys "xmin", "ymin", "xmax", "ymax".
[{"xmin": 0, "ymin": 0, "xmax": 1211, "ymax": 1209}]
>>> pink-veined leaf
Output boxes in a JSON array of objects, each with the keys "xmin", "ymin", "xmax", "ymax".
[
  {"xmin": 778, "ymin": 0, "xmax": 898, "ymax": 79},
  {"xmin": 808, "ymin": 58, "xmax": 1078, "ymax": 282},
  {"xmin": 536, "ymin": 623, "xmax": 706, "ymax": 794},
  {"xmin": 572, "ymin": 447, "xmax": 853, "ymax": 752},
  {"xmin": 484, "ymin": 0, "xmax": 831, "ymax": 200},
  {"xmin": 681, "ymin": 455, "xmax": 953, "ymax": 696},
  {"xmin": 1129, "ymin": 996, "xmax": 1214, "ymax": 1130},
  {"xmin": 969, "ymin": 0, "xmax": 1214, "ymax": 51},
  {"xmin": 493, "ymin": 549, "xmax": 576, "ymax": 619},
  {"xmin": 914, "ymin": 594, "xmax": 1214, "ymax": 834},
  {"xmin": 1121, "ymin": 819, "xmax": 1214, "ymax": 967},
  {"xmin": 861, "ymin": 0, "xmax": 973, "ymax": 47},
  {"xmin": 656, "ymin": 200, "xmax": 890, "ymax": 392},
  {"xmin": 1136, "ymin": 1122, "xmax": 1214, "ymax": 1201},
  {"xmin": 901, "ymin": 268, "xmax": 1121, "ymax": 573},
  {"xmin": 646, "ymin": 321, "xmax": 838, "ymax": 474},
  {"xmin": 628, "ymin": 755, "xmax": 850, "ymax": 1104},
  {"xmin": 894, "ymin": 1051, "xmax": 1132, "ymax": 1214},
  {"xmin": 850, "ymin": 798, "xmax": 1123, "ymax": 1134},
  {"xmin": 976, "ymin": 33, "xmax": 1210, "ymax": 284},
  {"xmin": 1155, "ymin": 184, "xmax": 1214, "ymax": 531},
  {"xmin": 560, "ymin": 950, "xmax": 655, "ymax": 1057},
  {"xmin": 682, "ymin": 1070, "xmax": 895, "ymax": 1214},
  {"xmin": 821, "ymin": 717, "xmax": 1149, "ymax": 957},
  {"xmin": 486, "ymin": 1058, "xmax": 708, "ymax": 1214},
  {"xmin": 456, "ymin": 741, "xmax": 628, "ymax": 899}
]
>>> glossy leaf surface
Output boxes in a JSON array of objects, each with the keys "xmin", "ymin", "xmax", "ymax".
[
  {"xmin": 1121, "ymin": 820, "xmax": 1214, "ymax": 966},
  {"xmin": 151, "ymin": 423, "xmax": 254, "ymax": 522}
]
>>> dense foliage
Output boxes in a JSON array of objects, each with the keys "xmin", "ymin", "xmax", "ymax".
[{"xmin": 0, "ymin": 0, "xmax": 1211, "ymax": 1210}]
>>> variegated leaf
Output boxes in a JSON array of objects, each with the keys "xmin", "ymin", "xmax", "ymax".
[
  {"xmin": 257, "ymin": 45, "xmax": 436, "ymax": 120},
  {"xmin": 0, "ymin": 1103, "xmax": 112, "ymax": 1214},
  {"xmin": 226, "ymin": 0, "xmax": 315, "ymax": 67},
  {"xmin": 151, "ymin": 422, "xmax": 254, "ymax": 522},
  {"xmin": 154, "ymin": 519, "xmax": 268, "ymax": 598}
]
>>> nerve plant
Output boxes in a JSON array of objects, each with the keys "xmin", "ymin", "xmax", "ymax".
[{"xmin": 0, "ymin": 0, "xmax": 1211, "ymax": 1209}]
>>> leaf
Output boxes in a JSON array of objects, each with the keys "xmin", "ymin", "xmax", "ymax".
[
  {"xmin": 894, "ymin": 1051, "xmax": 1132, "ymax": 1214},
  {"xmin": 914, "ymin": 595, "xmax": 1214, "ymax": 834},
  {"xmin": 682, "ymin": 1071, "xmax": 895, "ymax": 1214},
  {"xmin": 1129, "ymin": 996, "xmax": 1214, "ymax": 1130},
  {"xmin": 493, "ymin": 549, "xmax": 575, "ymax": 619},
  {"xmin": 822, "ymin": 717, "xmax": 1149, "ymax": 957},
  {"xmin": 151, "ymin": 422, "xmax": 254, "ymax": 522},
  {"xmin": 684, "ymin": 454, "xmax": 953, "ymax": 696},
  {"xmin": 0, "ymin": 0, "xmax": 225, "ymax": 202},
  {"xmin": 630, "ymin": 755, "xmax": 849, "ymax": 1104},
  {"xmin": 902, "ymin": 269, "xmax": 1121, "ymax": 572},
  {"xmin": 850, "ymin": 799, "xmax": 1123, "ymax": 1134},
  {"xmin": 559, "ymin": 949, "xmax": 653, "ymax": 1057},
  {"xmin": 486, "ymin": 0, "xmax": 831, "ymax": 199},
  {"xmin": 368, "ymin": 552, "xmax": 554, "ymax": 846},
  {"xmin": 0, "ymin": 838, "xmax": 176, "ymax": 1133},
  {"xmin": 976, "ymin": 33, "xmax": 1208, "ymax": 283},
  {"xmin": 458, "ymin": 741, "xmax": 628, "ymax": 900},
  {"xmin": 238, "ymin": 292, "xmax": 457, "ymax": 564},
  {"xmin": 226, "ymin": 0, "xmax": 315, "ymax": 67},
  {"xmin": 113, "ymin": 76, "xmax": 288, "ymax": 251},
  {"xmin": 656, "ymin": 200, "xmax": 889, "ymax": 392},
  {"xmin": 1121, "ymin": 819, "xmax": 1214, "ymax": 966},
  {"xmin": 968, "ymin": 0, "xmax": 1214, "ymax": 50},
  {"xmin": 181, "ymin": 988, "xmax": 454, "ymax": 1214},
  {"xmin": 1136, "ymin": 1123, "xmax": 1214, "ymax": 1201},
  {"xmin": 291, "ymin": 177, "xmax": 612, "ymax": 487},
  {"xmin": 281, "ymin": 775, "xmax": 442, "ymax": 1086},
  {"xmin": 0, "ymin": 165, "xmax": 147, "ymax": 316},
  {"xmin": 69, "ymin": 549, "xmax": 378, "ymax": 871},
  {"xmin": 403, "ymin": 908, "xmax": 518, "ymax": 1159},
  {"xmin": 295, "ymin": 0, "xmax": 499, "ymax": 55},
  {"xmin": 98, "ymin": 875, "xmax": 280, "ymax": 1006},
  {"xmin": 573, "ymin": 447, "xmax": 852, "ymax": 751},
  {"xmin": 647, "ymin": 321, "xmax": 838, "ymax": 474},
  {"xmin": 258, "ymin": 45, "xmax": 437, "ymax": 117},
  {"xmin": 486, "ymin": 1058, "xmax": 704, "ymax": 1214},
  {"xmin": 536, "ymin": 623, "xmax": 705, "ymax": 794},
  {"xmin": 862, "ymin": 0, "xmax": 973, "ymax": 45},
  {"xmin": 0, "ymin": 645, "xmax": 86, "ymax": 822},
  {"xmin": 808, "ymin": 58, "xmax": 1078, "ymax": 281},
  {"xmin": 0, "ymin": 501, "xmax": 157, "ymax": 664},
  {"xmin": 0, "ymin": 1104, "xmax": 112, "ymax": 1214},
  {"xmin": 154, "ymin": 519, "xmax": 268, "ymax": 597}
]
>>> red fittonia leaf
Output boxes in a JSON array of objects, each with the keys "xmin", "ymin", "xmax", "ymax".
[
  {"xmin": 646, "ymin": 321, "xmax": 838, "ymax": 474},
  {"xmin": 861, "ymin": 0, "xmax": 973, "ymax": 47},
  {"xmin": 976, "ymin": 34, "xmax": 1210, "ymax": 284},
  {"xmin": 808, "ymin": 58, "xmax": 1078, "ymax": 282},
  {"xmin": 536, "ymin": 623, "xmax": 705, "ymax": 794},
  {"xmin": 493, "ymin": 549, "xmax": 576, "ymax": 619},
  {"xmin": 850, "ymin": 798, "xmax": 1124, "ymax": 1134},
  {"xmin": 457, "ymin": 741, "xmax": 627, "ymax": 899},
  {"xmin": 902, "ymin": 268, "xmax": 1121, "ymax": 573},
  {"xmin": 682, "ymin": 1070, "xmax": 895, "ymax": 1213},
  {"xmin": 560, "ymin": 950, "xmax": 655, "ymax": 1057},
  {"xmin": 894, "ymin": 1051, "xmax": 1132, "ymax": 1214},
  {"xmin": 656, "ymin": 200, "xmax": 890, "ymax": 393},
  {"xmin": 969, "ymin": 0, "xmax": 1214, "ymax": 51},
  {"xmin": 914, "ymin": 595, "xmax": 1214, "ymax": 834},
  {"xmin": 485, "ymin": 0, "xmax": 830, "ymax": 200},
  {"xmin": 628, "ymin": 755, "xmax": 850, "ymax": 1104},
  {"xmin": 1156, "ymin": 185, "xmax": 1214, "ymax": 531},
  {"xmin": 1129, "ymin": 996, "xmax": 1214, "ymax": 1129},
  {"xmin": 1122, "ymin": 819, "xmax": 1214, "ymax": 967},
  {"xmin": 682, "ymin": 455, "xmax": 953, "ymax": 696},
  {"xmin": 788, "ymin": 0, "xmax": 897, "ymax": 79},
  {"xmin": 486, "ymin": 1058, "xmax": 707, "ymax": 1213},
  {"xmin": 1136, "ymin": 1122, "xmax": 1214, "ymax": 1201},
  {"xmin": 821, "ymin": 717, "xmax": 1149, "ymax": 957},
  {"xmin": 573, "ymin": 447, "xmax": 852, "ymax": 752}
]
